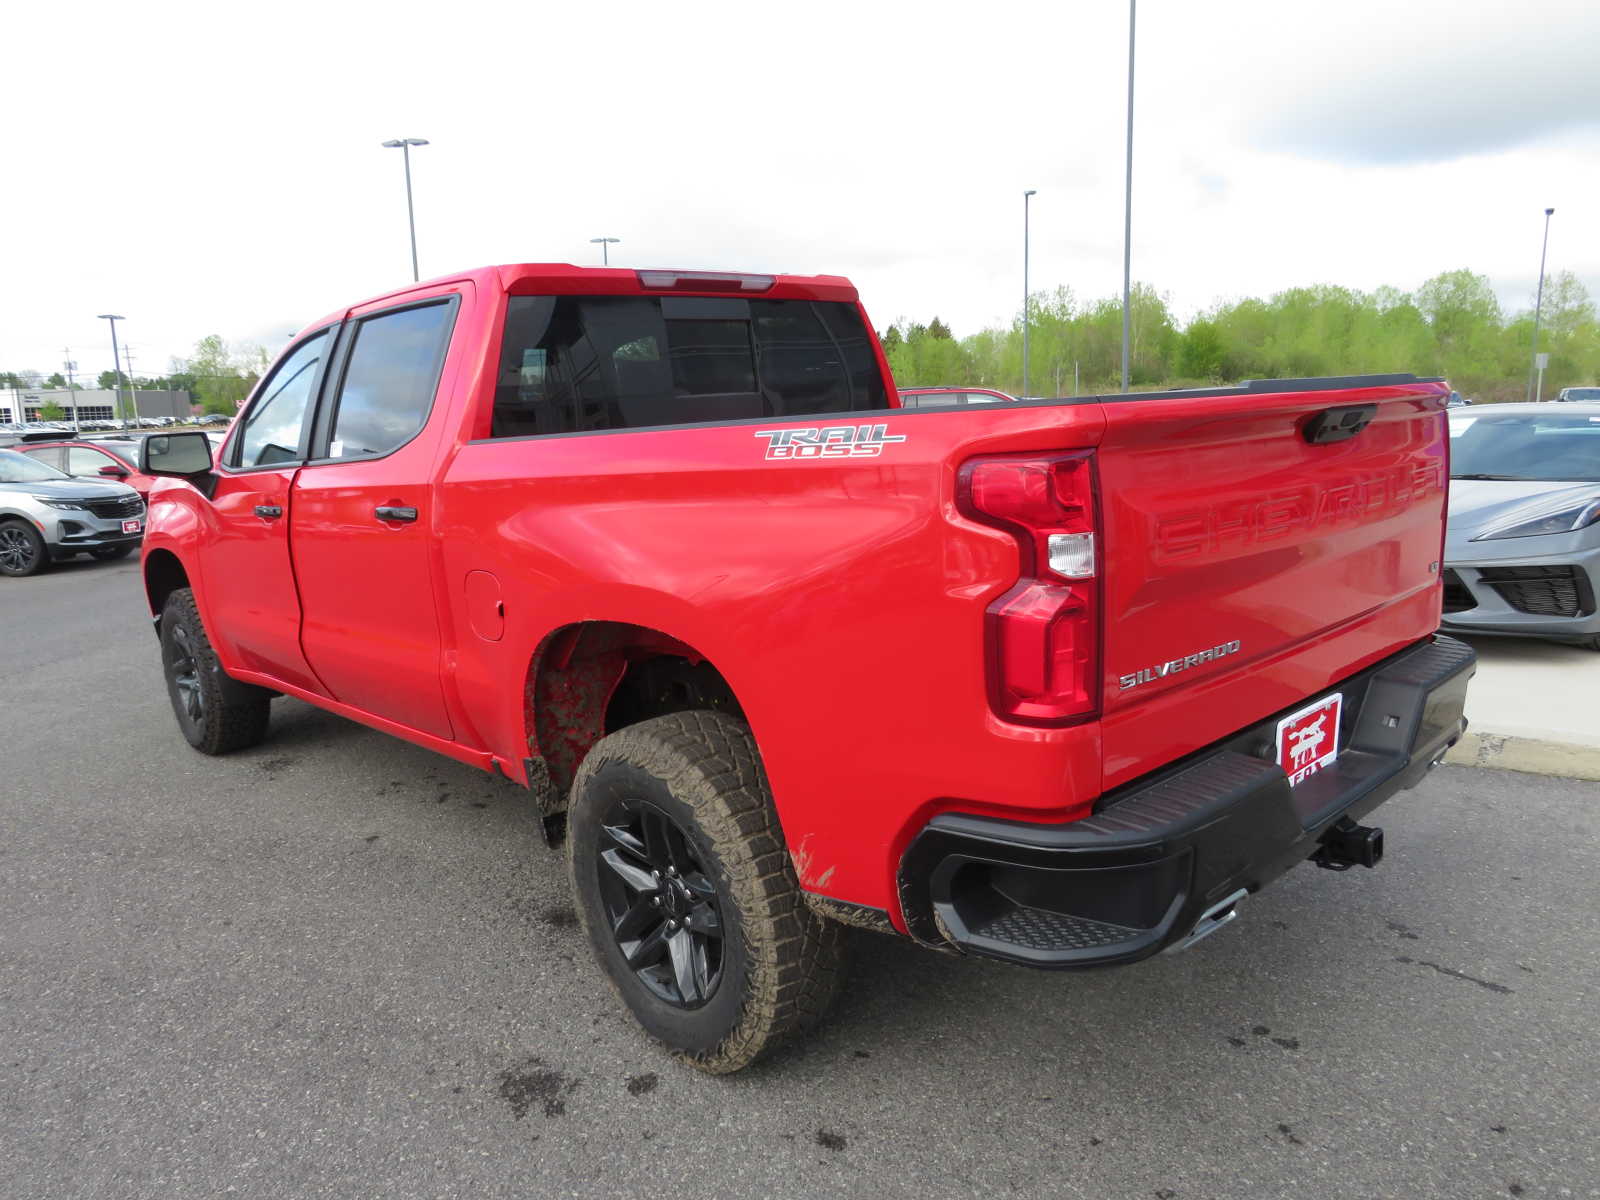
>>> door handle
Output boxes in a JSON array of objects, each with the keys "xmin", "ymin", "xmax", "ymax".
[
  {"xmin": 254, "ymin": 505, "xmax": 283, "ymax": 519},
  {"xmin": 375, "ymin": 505, "xmax": 419, "ymax": 523}
]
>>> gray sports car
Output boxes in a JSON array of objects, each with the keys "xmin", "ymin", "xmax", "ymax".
[{"xmin": 1442, "ymin": 402, "xmax": 1600, "ymax": 649}]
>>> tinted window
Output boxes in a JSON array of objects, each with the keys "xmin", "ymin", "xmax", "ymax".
[
  {"xmin": 236, "ymin": 332, "xmax": 329, "ymax": 468},
  {"xmin": 66, "ymin": 447, "xmax": 118, "ymax": 475},
  {"xmin": 491, "ymin": 296, "xmax": 886, "ymax": 437},
  {"xmin": 325, "ymin": 301, "xmax": 455, "ymax": 459}
]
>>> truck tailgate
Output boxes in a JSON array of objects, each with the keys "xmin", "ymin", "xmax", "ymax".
[{"xmin": 1095, "ymin": 381, "xmax": 1449, "ymax": 791}]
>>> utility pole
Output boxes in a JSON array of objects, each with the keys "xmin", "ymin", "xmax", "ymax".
[
  {"xmin": 97, "ymin": 314, "xmax": 127, "ymax": 429},
  {"xmin": 1120, "ymin": 0, "xmax": 1137, "ymax": 393},
  {"xmin": 1022, "ymin": 190, "xmax": 1036, "ymax": 398},
  {"xmin": 123, "ymin": 344, "xmax": 140, "ymax": 424},
  {"xmin": 1526, "ymin": 207, "xmax": 1555, "ymax": 403},
  {"xmin": 62, "ymin": 350, "xmax": 80, "ymax": 433}
]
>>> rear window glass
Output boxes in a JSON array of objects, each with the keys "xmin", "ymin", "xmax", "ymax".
[{"xmin": 491, "ymin": 296, "xmax": 886, "ymax": 438}]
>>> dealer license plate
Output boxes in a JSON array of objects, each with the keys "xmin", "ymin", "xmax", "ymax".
[
  {"xmin": 122, "ymin": 519, "xmax": 143, "ymax": 534},
  {"xmin": 1276, "ymin": 693, "xmax": 1342, "ymax": 786}
]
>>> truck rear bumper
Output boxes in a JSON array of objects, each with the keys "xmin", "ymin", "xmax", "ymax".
[{"xmin": 897, "ymin": 635, "xmax": 1476, "ymax": 968}]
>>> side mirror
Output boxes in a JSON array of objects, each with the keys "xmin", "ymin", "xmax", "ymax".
[
  {"xmin": 98, "ymin": 464, "xmax": 130, "ymax": 478},
  {"xmin": 140, "ymin": 431, "xmax": 213, "ymax": 477}
]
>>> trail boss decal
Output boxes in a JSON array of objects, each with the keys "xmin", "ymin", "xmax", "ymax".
[
  {"xmin": 1119, "ymin": 639, "xmax": 1242, "ymax": 691},
  {"xmin": 755, "ymin": 424, "xmax": 906, "ymax": 461}
]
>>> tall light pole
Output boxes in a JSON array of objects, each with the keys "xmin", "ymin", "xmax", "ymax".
[
  {"xmin": 1022, "ymin": 190, "xmax": 1037, "ymax": 398},
  {"xmin": 123, "ymin": 344, "xmax": 141, "ymax": 425},
  {"xmin": 381, "ymin": 137, "xmax": 429, "ymax": 282},
  {"xmin": 97, "ymin": 314, "xmax": 126, "ymax": 429},
  {"xmin": 590, "ymin": 236, "xmax": 620, "ymax": 265},
  {"xmin": 62, "ymin": 350, "xmax": 80, "ymax": 434},
  {"xmin": 1120, "ymin": 0, "xmax": 1137, "ymax": 393},
  {"xmin": 1527, "ymin": 206, "xmax": 1555, "ymax": 403}
]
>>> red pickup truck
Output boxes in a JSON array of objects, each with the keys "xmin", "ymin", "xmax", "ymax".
[{"xmin": 137, "ymin": 264, "xmax": 1474, "ymax": 1073}]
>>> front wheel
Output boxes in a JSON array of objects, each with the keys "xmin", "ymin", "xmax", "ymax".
[
  {"xmin": 0, "ymin": 520, "xmax": 49, "ymax": 577},
  {"xmin": 569, "ymin": 711, "xmax": 846, "ymax": 1074},
  {"xmin": 160, "ymin": 588, "xmax": 272, "ymax": 754}
]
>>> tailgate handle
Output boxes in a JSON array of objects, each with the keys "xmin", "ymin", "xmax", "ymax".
[{"xmin": 1302, "ymin": 404, "xmax": 1377, "ymax": 444}]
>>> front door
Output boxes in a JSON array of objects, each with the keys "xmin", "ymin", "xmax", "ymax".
[
  {"xmin": 289, "ymin": 292, "xmax": 463, "ymax": 739},
  {"xmin": 203, "ymin": 328, "xmax": 334, "ymax": 696}
]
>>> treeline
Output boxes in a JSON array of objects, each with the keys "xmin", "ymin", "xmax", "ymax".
[
  {"xmin": 3, "ymin": 334, "xmax": 272, "ymax": 415},
  {"xmin": 883, "ymin": 269, "xmax": 1599, "ymax": 401}
]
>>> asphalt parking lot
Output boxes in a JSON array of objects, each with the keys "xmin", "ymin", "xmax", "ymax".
[{"xmin": 4, "ymin": 558, "xmax": 1597, "ymax": 1199}]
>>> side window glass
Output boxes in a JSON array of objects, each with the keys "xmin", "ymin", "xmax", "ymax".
[
  {"xmin": 325, "ymin": 301, "xmax": 455, "ymax": 460},
  {"xmin": 67, "ymin": 447, "xmax": 115, "ymax": 474},
  {"xmin": 236, "ymin": 332, "xmax": 329, "ymax": 468},
  {"xmin": 22, "ymin": 448, "xmax": 64, "ymax": 470}
]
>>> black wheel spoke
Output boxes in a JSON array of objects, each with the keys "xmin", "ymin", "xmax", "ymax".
[
  {"xmin": 640, "ymin": 807, "xmax": 674, "ymax": 870},
  {"xmin": 685, "ymin": 903, "xmax": 721, "ymax": 937},
  {"xmin": 601, "ymin": 820, "xmax": 647, "ymax": 859},
  {"xmin": 667, "ymin": 929, "xmax": 700, "ymax": 1003},
  {"xmin": 625, "ymin": 925, "xmax": 669, "ymax": 971},
  {"xmin": 682, "ymin": 870, "xmax": 716, "ymax": 900},
  {"xmin": 613, "ymin": 897, "xmax": 659, "ymax": 941},
  {"xmin": 601, "ymin": 847, "xmax": 657, "ymax": 894}
]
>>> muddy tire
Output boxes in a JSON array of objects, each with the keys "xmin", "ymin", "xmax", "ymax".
[
  {"xmin": 569, "ymin": 711, "xmax": 846, "ymax": 1074},
  {"xmin": 160, "ymin": 587, "xmax": 272, "ymax": 755}
]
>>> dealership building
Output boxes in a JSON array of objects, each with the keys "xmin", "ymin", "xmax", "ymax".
[{"xmin": 1, "ymin": 388, "xmax": 195, "ymax": 425}]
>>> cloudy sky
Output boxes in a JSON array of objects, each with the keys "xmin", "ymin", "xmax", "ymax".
[{"xmin": 4, "ymin": 0, "xmax": 1597, "ymax": 380}]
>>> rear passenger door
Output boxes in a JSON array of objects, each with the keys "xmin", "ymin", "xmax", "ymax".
[{"xmin": 289, "ymin": 287, "xmax": 465, "ymax": 739}]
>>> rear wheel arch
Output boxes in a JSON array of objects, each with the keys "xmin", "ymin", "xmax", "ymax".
[{"xmin": 522, "ymin": 620, "xmax": 746, "ymax": 815}]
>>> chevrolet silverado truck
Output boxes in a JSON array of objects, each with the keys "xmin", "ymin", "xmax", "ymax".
[{"xmin": 137, "ymin": 264, "xmax": 1475, "ymax": 1072}]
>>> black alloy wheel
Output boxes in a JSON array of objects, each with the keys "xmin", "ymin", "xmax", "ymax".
[
  {"xmin": 596, "ymin": 798, "xmax": 725, "ymax": 1008},
  {"xmin": 166, "ymin": 622, "xmax": 205, "ymax": 730},
  {"xmin": 0, "ymin": 521, "xmax": 46, "ymax": 577}
]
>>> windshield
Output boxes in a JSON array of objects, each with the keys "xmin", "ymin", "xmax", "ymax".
[
  {"xmin": 1562, "ymin": 388, "xmax": 1600, "ymax": 402},
  {"xmin": 1449, "ymin": 413, "xmax": 1600, "ymax": 482},
  {"xmin": 0, "ymin": 448, "xmax": 70, "ymax": 482}
]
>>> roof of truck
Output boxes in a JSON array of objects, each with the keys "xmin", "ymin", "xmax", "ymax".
[{"xmin": 299, "ymin": 264, "xmax": 860, "ymax": 339}]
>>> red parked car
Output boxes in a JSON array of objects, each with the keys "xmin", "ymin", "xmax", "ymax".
[
  {"xmin": 16, "ymin": 436, "xmax": 158, "ymax": 500},
  {"xmin": 135, "ymin": 264, "xmax": 1474, "ymax": 1072}
]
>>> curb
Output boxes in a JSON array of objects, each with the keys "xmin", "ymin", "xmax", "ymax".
[{"xmin": 1444, "ymin": 731, "xmax": 1600, "ymax": 782}]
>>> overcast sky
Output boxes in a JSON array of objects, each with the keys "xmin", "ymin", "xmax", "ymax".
[{"xmin": 4, "ymin": 0, "xmax": 1597, "ymax": 380}]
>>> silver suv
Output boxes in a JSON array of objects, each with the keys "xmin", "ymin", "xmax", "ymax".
[{"xmin": 0, "ymin": 448, "xmax": 145, "ymax": 577}]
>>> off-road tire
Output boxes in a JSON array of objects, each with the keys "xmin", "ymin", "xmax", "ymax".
[
  {"xmin": 0, "ymin": 519, "xmax": 50, "ymax": 577},
  {"xmin": 160, "ymin": 587, "xmax": 272, "ymax": 755},
  {"xmin": 90, "ymin": 544, "xmax": 135, "ymax": 561},
  {"xmin": 569, "ymin": 711, "xmax": 847, "ymax": 1074}
]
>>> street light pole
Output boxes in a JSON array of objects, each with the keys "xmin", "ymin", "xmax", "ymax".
[
  {"xmin": 97, "ymin": 314, "xmax": 126, "ymax": 429},
  {"xmin": 123, "ymin": 344, "xmax": 141, "ymax": 425},
  {"xmin": 1120, "ymin": 0, "xmax": 1137, "ymax": 393},
  {"xmin": 590, "ymin": 237, "xmax": 620, "ymax": 266},
  {"xmin": 1022, "ymin": 189, "xmax": 1036, "ymax": 398},
  {"xmin": 381, "ymin": 138, "xmax": 430, "ymax": 282},
  {"xmin": 62, "ymin": 350, "xmax": 80, "ymax": 434},
  {"xmin": 1527, "ymin": 206, "xmax": 1555, "ymax": 403}
]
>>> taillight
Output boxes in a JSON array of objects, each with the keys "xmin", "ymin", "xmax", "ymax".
[{"xmin": 957, "ymin": 451, "xmax": 1101, "ymax": 726}]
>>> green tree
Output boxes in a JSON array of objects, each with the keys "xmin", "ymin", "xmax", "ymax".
[
  {"xmin": 40, "ymin": 401, "xmax": 65, "ymax": 420},
  {"xmin": 183, "ymin": 335, "xmax": 254, "ymax": 414}
]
